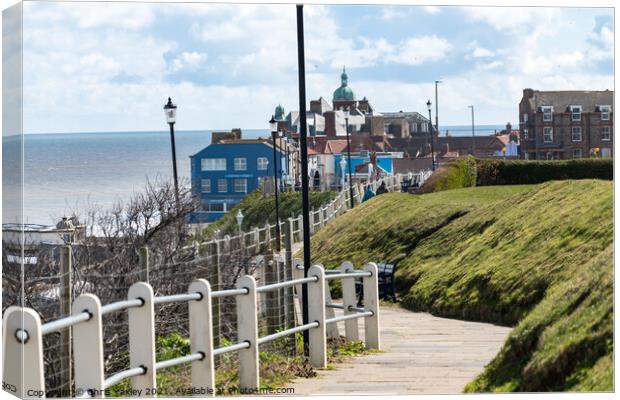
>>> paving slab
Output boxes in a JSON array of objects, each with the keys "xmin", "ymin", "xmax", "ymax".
[{"xmin": 290, "ymin": 304, "xmax": 511, "ymax": 395}]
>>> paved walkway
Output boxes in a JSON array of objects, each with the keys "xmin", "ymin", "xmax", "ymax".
[{"xmin": 291, "ymin": 305, "xmax": 511, "ymax": 395}]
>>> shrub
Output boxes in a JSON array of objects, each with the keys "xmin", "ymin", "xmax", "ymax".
[
  {"xmin": 418, "ymin": 156, "xmax": 477, "ymax": 194},
  {"xmin": 476, "ymin": 158, "xmax": 612, "ymax": 186}
]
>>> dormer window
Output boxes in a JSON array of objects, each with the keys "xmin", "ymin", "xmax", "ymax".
[
  {"xmin": 570, "ymin": 105, "xmax": 582, "ymax": 122},
  {"xmin": 600, "ymin": 105, "xmax": 611, "ymax": 121},
  {"xmin": 541, "ymin": 106, "xmax": 553, "ymax": 122}
]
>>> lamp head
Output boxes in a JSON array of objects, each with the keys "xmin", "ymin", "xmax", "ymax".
[
  {"xmin": 426, "ymin": 100, "xmax": 432, "ymax": 112},
  {"xmin": 163, "ymin": 97, "xmax": 177, "ymax": 124}
]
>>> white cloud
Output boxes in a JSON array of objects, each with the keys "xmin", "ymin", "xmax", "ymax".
[
  {"xmin": 472, "ymin": 47, "xmax": 494, "ymax": 58},
  {"xmin": 464, "ymin": 7, "xmax": 559, "ymax": 36},
  {"xmin": 388, "ymin": 35, "xmax": 452, "ymax": 65},
  {"xmin": 423, "ymin": 6, "xmax": 441, "ymax": 15},
  {"xmin": 170, "ymin": 51, "xmax": 208, "ymax": 72}
]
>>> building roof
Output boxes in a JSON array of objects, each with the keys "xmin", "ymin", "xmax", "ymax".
[
  {"xmin": 526, "ymin": 89, "xmax": 613, "ymax": 112},
  {"xmin": 324, "ymin": 140, "xmax": 350, "ymax": 154},
  {"xmin": 381, "ymin": 111, "xmax": 429, "ymax": 122}
]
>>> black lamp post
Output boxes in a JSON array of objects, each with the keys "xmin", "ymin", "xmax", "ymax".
[
  {"xmin": 164, "ymin": 97, "xmax": 180, "ymax": 206},
  {"xmin": 269, "ymin": 115, "xmax": 282, "ymax": 252},
  {"xmin": 468, "ymin": 105, "xmax": 475, "ymax": 155},
  {"xmin": 426, "ymin": 100, "xmax": 436, "ymax": 171},
  {"xmin": 344, "ymin": 109, "xmax": 354, "ymax": 208}
]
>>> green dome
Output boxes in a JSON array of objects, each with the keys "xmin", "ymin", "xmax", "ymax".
[
  {"xmin": 274, "ymin": 104, "xmax": 285, "ymax": 120},
  {"xmin": 333, "ymin": 66, "xmax": 355, "ymax": 101}
]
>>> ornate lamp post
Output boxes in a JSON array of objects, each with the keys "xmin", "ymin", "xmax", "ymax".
[
  {"xmin": 344, "ymin": 108, "xmax": 354, "ymax": 208},
  {"xmin": 339, "ymin": 156, "xmax": 347, "ymax": 191},
  {"xmin": 163, "ymin": 97, "xmax": 180, "ymax": 206},
  {"xmin": 426, "ymin": 100, "xmax": 436, "ymax": 171},
  {"xmin": 269, "ymin": 115, "xmax": 282, "ymax": 252},
  {"xmin": 236, "ymin": 209, "xmax": 244, "ymax": 232},
  {"xmin": 468, "ymin": 105, "xmax": 475, "ymax": 155}
]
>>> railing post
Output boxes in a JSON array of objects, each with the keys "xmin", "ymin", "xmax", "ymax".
[
  {"xmin": 188, "ymin": 279, "xmax": 215, "ymax": 396},
  {"xmin": 2, "ymin": 307, "xmax": 45, "ymax": 398},
  {"xmin": 318, "ymin": 207, "xmax": 324, "ymax": 228},
  {"xmin": 307, "ymin": 265, "xmax": 326, "ymax": 368},
  {"xmin": 73, "ymin": 294, "xmax": 105, "ymax": 397},
  {"xmin": 60, "ymin": 245, "xmax": 73, "ymax": 395},
  {"xmin": 237, "ymin": 276, "xmax": 259, "ymax": 391},
  {"xmin": 292, "ymin": 258, "xmax": 304, "ymax": 324},
  {"xmin": 363, "ymin": 262, "xmax": 380, "ymax": 350},
  {"xmin": 340, "ymin": 261, "xmax": 359, "ymax": 341},
  {"xmin": 265, "ymin": 255, "xmax": 278, "ymax": 335},
  {"xmin": 128, "ymin": 282, "xmax": 156, "ymax": 395},
  {"xmin": 139, "ymin": 246, "xmax": 149, "ymax": 283},
  {"xmin": 284, "ymin": 222, "xmax": 295, "ymax": 329},
  {"xmin": 264, "ymin": 223, "xmax": 271, "ymax": 248}
]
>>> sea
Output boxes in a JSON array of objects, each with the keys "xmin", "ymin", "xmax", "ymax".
[{"xmin": 3, "ymin": 125, "xmax": 509, "ymax": 226}]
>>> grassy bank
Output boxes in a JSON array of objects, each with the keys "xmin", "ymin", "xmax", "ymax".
[{"xmin": 306, "ymin": 180, "xmax": 613, "ymax": 391}]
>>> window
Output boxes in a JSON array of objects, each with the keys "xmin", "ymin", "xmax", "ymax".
[
  {"xmin": 218, "ymin": 179, "xmax": 227, "ymax": 193},
  {"xmin": 542, "ymin": 106, "xmax": 553, "ymax": 122},
  {"xmin": 571, "ymin": 126, "xmax": 582, "ymax": 142},
  {"xmin": 543, "ymin": 127, "xmax": 553, "ymax": 143},
  {"xmin": 570, "ymin": 105, "xmax": 582, "ymax": 121},
  {"xmin": 522, "ymin": 129, "xmax": 529, "ymax": 139},
  {"xmin": 524, "ymin": 152, "xmax": 529, "ymax": 160},
  {"xmin": 234, "ymin": 178, "xmax": 247, "ymax": 193},
  {"xmin": 421, "ymin": 122, "xmax": 428, "ymax": 132},
  {"xmin": 411, "ymin": 123, "xmax": 418, "ymax": 133},
  {"xmin": 257, "ymin": 157, "xmax": 269, "ymax": 170},
  {"xmin": 522, "ymin": 113, "xmax": 529, "ymax": 123},
  {"xmin": 546, "ymin": 152, "xmax": 553, "ymax": 160},
  {"xmin": 573, "ymin": 149, "xmax": 582, "ymax": 159},
  {"xmin": 201, "ymin": 158, "xmax": 226, "ymax": 171},
  {"xmin": 234, "ymin": 157, "xmax": 247, "ymax": 171},
  {"xmin": 600, "ymin": 105, "xmax": 611, "ymax": 121},
  {"xmin": 601, "ymin": 126, "xmax": 611, "ymax": 141},
  {"xmin": 207, "ymin": 203, "xmax": 225, "ymax": 212},
  {"xmin": 601, "ymin": 148, "xmax": 611, "ymax": 158},
  {"xmin": 201, "ymin": 179, "xmax": 211, "ymax": 193}
]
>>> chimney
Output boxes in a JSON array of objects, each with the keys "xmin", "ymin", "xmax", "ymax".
[{"xmin": 523, "ymin": 88, "xmax": 534, "ymax": 99}]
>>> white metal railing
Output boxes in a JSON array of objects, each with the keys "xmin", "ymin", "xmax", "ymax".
[{"xmin": 2, "ymin": 262, "xmax": 380, "ymax": 398}]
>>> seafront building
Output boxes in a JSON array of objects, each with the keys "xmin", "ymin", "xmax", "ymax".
[{"xmin": 518, "ymin": 88, "xmax": 614, "ymax": 160}]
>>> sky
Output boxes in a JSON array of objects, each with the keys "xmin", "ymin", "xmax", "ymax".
[{"xmin": 15, "ymin": 2, "xmax": 615, "ymax": 133}]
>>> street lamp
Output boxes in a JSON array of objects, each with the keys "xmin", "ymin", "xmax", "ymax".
[
  {"xmin": 426, "ymin": 100, "xmax": 436, "ymax": 171},
  {"xmin": 339, "ymin": 156, "xmax": 347, "ymax": 191},
  {"xmin": 344, "ymin": 108, "xmax": 355, "ymax": 208},
  {"xmin": 269, "ymin": 115, "xmax": 282, "ymax": 252},
  {"xmin": 435, "ymin": 80, "xmax": 442, "ymax": 134},
  {"xmin": 468, "ymin": 105, "xmax": 475, "ymax": 155},
  {"xmin": 164, "ymin": 97, "xmax": 180, "ymax": 206},
  {"xmin": 236, "ymin": 209, "xmax": 244, "ymax": 231}
]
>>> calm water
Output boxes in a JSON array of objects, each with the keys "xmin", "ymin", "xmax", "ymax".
[{"xmin": 3, "ymin": 125, "xmax": 509, "ymax": 225}]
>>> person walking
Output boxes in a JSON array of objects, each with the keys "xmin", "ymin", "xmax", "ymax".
[
  {"xmin": 313, "ymin": 170, "xmax": 321, "ymax": 191},
  {"xmin": 362, "ymin": 184, "xmax": 376, "ymax": 202},
  {"xmin": 376, "ymin": 181, "xmax": 388, "ymax": 195}
]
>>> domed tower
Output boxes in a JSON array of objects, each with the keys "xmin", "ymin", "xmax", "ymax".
[
  {"xmin": 274, "ymin": 104, "xmax": 285, "ymax": 121},
  {"xmin": 332, "ymin": 67, "xmax": 356, "ymax": 110}
]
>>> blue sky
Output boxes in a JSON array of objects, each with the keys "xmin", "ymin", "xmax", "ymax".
[{"xmin": 18, "ymin": 2, "xmax": 614, "ymax": 133}]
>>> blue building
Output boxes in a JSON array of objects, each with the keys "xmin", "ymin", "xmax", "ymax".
[{"xmin": 189, "ymin": 140, "xmax": 285, "ymax": 223}]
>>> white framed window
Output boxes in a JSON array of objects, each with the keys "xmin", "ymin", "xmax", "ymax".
[
  {"xmin": 522, "ymin": 113, "xmax": 529, "ymax": 123},
  {"xmin": 207, "ymin": 202, "xmax": 225, "ymax": 212},
  {"xmin": 522, "ymin": 129, "xmax": 529, "ymax": 139},
  {"xmin": 600, "ymin": 105, "xmax": 611, "ymax": 121},
  {"xmin": 571, "ymin": 126, "xmax": 582, "ymax": 142},
  {"xmin": 234, "ymin": 178, "xmax": 247, "ymax": 193},
  {"xmin": 601, "ymin": 126, "xmax": 611, "ymax": 141},
  {"xmin": 546, "ymin": 152, "xmax": 553, "ymax": 160},
  {"xmin": 570, "ymin": 105, "xmax": 582, "ymax": 121},
  {"xmin": 541, "ymin": 106, "xmax": 553, "ymax": 122},
  {"xmin": 201, "ymin": 179, "xmax": 211, "ymax": 193},
  {"xmin": 543, "ymin": 127, "xmax": 553, "ymax": 143},
  {"xmin": 573, "ymin": 149, "xmax": 582, "ymax": 159},
  {"xmin": 411, "ymin": 123, "xmax": 418, "ymax": 133},
  {"xmin": 234, "ymin": 157, "xmax": 247, "ymax": 171},
  {"xmin": 218, "ymin": 179, "xmax": 227, "ymax": 193},
  {"xmin": 257, "ymin": 157, "xmax": 269, "ymax": 170},
  {"xmin": 201, "ymin": 158, "xmax": 226, "ymax": 171}
]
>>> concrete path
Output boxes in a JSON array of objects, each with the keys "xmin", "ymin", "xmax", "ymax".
[{"xmin": 291, "ymin": 304, "xmax": 511, "ymax": 395}]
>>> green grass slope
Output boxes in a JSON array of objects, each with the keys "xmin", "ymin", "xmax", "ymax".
[{"xmin": 307, "ymin": 180, "xmax": 613, "ymax": 391}]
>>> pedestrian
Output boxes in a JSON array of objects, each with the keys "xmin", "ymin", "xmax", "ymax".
[
  {"xmin": 313, "ymin": 170, "xmax": 321, "ymax": 191},
  {"xmin": 362, "ymin": 184, "xmax": 376, "ymax": 202},
  {"xmin": 376, "ymin": 181, "xmax": 388, "ymax": 195}
]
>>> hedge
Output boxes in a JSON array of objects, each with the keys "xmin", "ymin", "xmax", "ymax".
[
  {"xmin": 476, "ymin": 158, "xmax": 613, "ymax": 186},
  {"xmin": 418, "ymin": 156, "xmax": 477, "ymax": 193}
]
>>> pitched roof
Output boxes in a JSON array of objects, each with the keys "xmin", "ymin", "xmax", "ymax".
[
  {"xmin": 527, "ymin": 90, "xmax": 613, "ymax": 112},
  {"xmin": 324, "ymin": 140, "xmax": 349, "ymax": 154}
]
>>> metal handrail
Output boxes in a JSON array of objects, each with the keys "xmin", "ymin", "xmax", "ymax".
[
  {"xmin": 256, "ymin": 276, "xmax": 318, "ymax": 293},
  {"xmin": 155, "ymin": 352, "xmax": 205, "ymax": 370},
  {"xmin": 325, "ymin": 311, "xmax": 373, "ymax": 325},
  {"xmin": 103, "ymin": 366, "xmax": 146, "ymax": 389},
  {"xmin": 213, "ymin": 341, "xmax": 250, "ymax": 356},
  {"xmin": 324, "ymin": 272, "xmax": 371, "ymax": 280},
  {"xmin": 40, "ymin": 311, "xmax": 91, "ymax": 335},
  {"xmin": 101, "ymin": 299, "xmax": 144, "ymax": 315},
  {"xmin": 325, "ymin": 303, "xmax": 344, "ymax": 310},
  {"xmin": 154, "ymin": 292, "xmax": 202, "ymax": 305},
  {"xmin": 257, "ymin": 322, "xmax": 319, "ymax": 345},
  {"xmin": 210, "ymin": 288, "xmax": 249, "ymax": 298}
]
